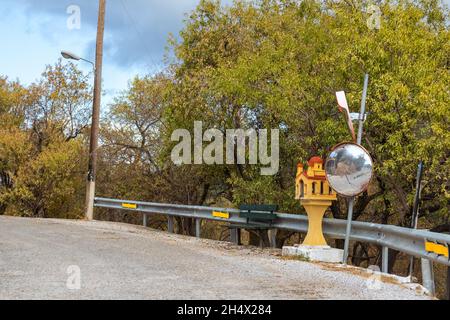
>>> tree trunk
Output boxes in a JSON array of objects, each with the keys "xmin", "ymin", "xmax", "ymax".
[
  {"xmin": 334, "ymin": 239, "xmax": 344, "ymax": 250},
  {"xmin": 183, "ymin": 218, "xmax": 193, "ymax": 236},
  {"xmin": 248, "ymin": 230, "xmax": 260, "ymax": 246},
  {"xmin": 351, "ymin": 242, "xmax": 370, "ymax": 266},
  {"xmin": 258, "ymin": 230, "xmax": 270, "ymax": 248},
  {"xmin": 382, "ymin": 248, "xmax": 400, "ymax": 274},
  {"xmin": 247, "ymin": 229, "xmax": 271, "ymax": 248},
  {"xmin": 275, "ymin": 230, "xmax": 296, "ymax": 248}
]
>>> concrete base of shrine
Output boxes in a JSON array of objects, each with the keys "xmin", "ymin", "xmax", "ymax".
[{"xmin": 282, "ymin": 245, "xmax": 344, "ymax": 263}]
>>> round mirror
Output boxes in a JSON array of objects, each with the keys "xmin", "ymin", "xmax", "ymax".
[{"xmin": 325, "ymin": 142, "xmax": 373, "ymax": 197}]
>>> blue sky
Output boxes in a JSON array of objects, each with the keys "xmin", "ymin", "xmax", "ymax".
[
  {"xmin": 0, "ymin": 0, "xmax": 232, "ymax": 103},
  {"xmin": 0, "ymin": 0, "xmax": 448, "ymax": 105}
]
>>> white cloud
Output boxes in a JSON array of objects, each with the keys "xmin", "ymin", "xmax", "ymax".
[
  {"xmin": 3, "ymin": 0, "xmax": 216, "ymax": 69},
  {"xmin": 0, "ymin": 0, "xmax": 220, "ymax": 105}
]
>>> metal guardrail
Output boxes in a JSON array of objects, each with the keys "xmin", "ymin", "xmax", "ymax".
[{"xmin": 94, "ymin": 197, "xmax": 450, "ymax": 268}]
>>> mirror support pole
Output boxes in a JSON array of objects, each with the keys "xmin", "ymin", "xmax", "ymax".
[
  {"xmin": 356, "ymin": 74, "xmax": 369, "ymax": 146},
  {"xmin": 342, "ymin": 74, "xmax": 369, "ymax": 265},
  {"xmin": 343, "ymin": 198, "xmax": 354, "ymax": 264}
]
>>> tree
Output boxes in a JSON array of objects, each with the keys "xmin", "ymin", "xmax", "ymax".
[
  {"xmin": 164, "ymin": 0, "xmax": 449, "ymax": 250},
  {"xmin": 98, "ymin": 75, "xmax": 167, "ymax": 201},
  {"xmin": 98, "ymin": 74, "xmax": 228, "ymax": 234},
  {"xmin": 0, "ymin": 77, "xmax": 27, "ymax": 214},
  {"xmin": 0, "ymin": 61, "xmax": 92, "ymax": 218}
]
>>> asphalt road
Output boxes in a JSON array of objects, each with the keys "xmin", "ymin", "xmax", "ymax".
[{"xmin": 0, "ymin": 216, "xmax": 432, "ymax": 300}]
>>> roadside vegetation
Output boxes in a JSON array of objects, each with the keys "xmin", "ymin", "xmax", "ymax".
[{"xmin": 0, "ymin": 0, "xmax": 448, "ymax": 297}]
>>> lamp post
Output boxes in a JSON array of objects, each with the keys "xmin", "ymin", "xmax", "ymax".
[
  {"xmin": 61, "ymin": 0, "xmax": 106, "ymax": 220},
  {"xmin": 61, "ymin": 50, "xmax": 95, "ymax": 68}
]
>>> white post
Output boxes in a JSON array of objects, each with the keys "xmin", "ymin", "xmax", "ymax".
[
  {"xmin": 421, "ymin": 258, "xmax": 435, "ymax": 296},
  {"xmin": 268, "ymin": 229, "xmax": 277, "ymax": 248},
  {"xmin": 143, "ymin": 213, "xmax": 148, "ymax": 227},
  {"xmin": 382, "ymin": 246, "xmax": 389, "ymax": 273},
  {"xmin": 195, "ymin": 219, "xmax": 201, "ymax": 238},
  {"xmin": 168, "ymin": 216, "xmax": 174, "ymax": 233}
]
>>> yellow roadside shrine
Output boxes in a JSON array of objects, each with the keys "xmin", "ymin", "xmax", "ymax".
[{"xmin": 295, "ymin": 157, "xmax": 337, "ymax": 246}]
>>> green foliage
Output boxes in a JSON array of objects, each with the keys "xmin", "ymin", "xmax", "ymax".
[
  {"xmin": 0, "ymin": 61, "xmax": 91, "ymax": 218},
  {"xmin": 0, "ymin": 0, "xmax": 447, "ymax": 297},
  {"xmin": 1, "ymin": 0, "xmax": 448, "ymax": 238},
  {"xmin": 2, "ymin": 139, "xmax": 85, "ymax": 218},
  {"xmin": 163, "ymin": 0, "xmax": 449, "ymax": 226}
]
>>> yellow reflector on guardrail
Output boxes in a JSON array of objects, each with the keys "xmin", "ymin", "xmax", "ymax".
[
  {"xmin": 122, "ymin": 203, "xmax": 137, "ymax": 209},
  {"xmin": 425, "ymin": 241, "xmax": 449, "ymax": 258},
  {"xmin": 212, "ymin": 211, "xmax": 229, "ymax": 219}
]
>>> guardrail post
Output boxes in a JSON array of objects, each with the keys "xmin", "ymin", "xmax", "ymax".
[
  {"xmin": 268, "ymin": 229, "xmax": 277, "ymax": 248},
  {"xmin": 195, "ymin": 218, "xmax": 201, "ymax": 238},
  {"xmin": 168, "ymin": 216, "xmax": 174, "ymax": 233},
  {"xmin": 382, "ymin": 246, "xmax": 389, "ymax": 273},
  {"xmin": 421, "ymin": 258, "xmax": 435, "ymax": 296},
  {"xmin": 230, "ymin": 227, "xmax": 240, "ymax": 245},
  {"xmin": 143, "ymin": 213, "xmax": 148, "ymax": 227}
]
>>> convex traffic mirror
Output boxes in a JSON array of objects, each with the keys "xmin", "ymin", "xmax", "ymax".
[{"xmin": 325, "ymin": 142, "xmax": 373, "ymax": 197}]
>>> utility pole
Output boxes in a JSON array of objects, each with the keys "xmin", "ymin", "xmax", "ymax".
[{"xmin": 85, "ymin": 0, "xmax": 106, "ymax": 220}]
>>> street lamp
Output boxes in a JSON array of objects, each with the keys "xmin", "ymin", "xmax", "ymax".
[
  {"xmin": 61, "ymin": 50, "xmax": 80, "ymax": 60},
  {"xmin": 61, "ymin": 50, "xmax": 95, "ymax": 69},
  {"xmin": 61, "ymin": 48, "xmax": 103, "ymax": 222}
]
